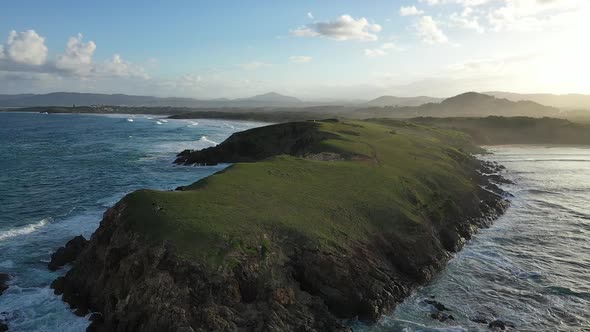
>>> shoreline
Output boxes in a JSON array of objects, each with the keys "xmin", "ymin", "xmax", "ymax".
[{"xmin": 46, "ymin": 120, "xmax": 511, "ymax": 331}]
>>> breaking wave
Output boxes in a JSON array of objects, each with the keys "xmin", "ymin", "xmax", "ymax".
[{"xmin": 0, "ymin": 218, "xmax": 53, "ymax": 242}]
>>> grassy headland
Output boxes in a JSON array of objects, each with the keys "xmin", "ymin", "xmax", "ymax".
[
  {"xmin": 124, "ymin": 120, "xmax": 483, "ymax": 261},
  {"xmin": 53, "ymin": 119, "xmax": 509, "ymax": 331},
  {"xmin": 410, "ymin": 116, "xmax": 590, "ymax": 145}
]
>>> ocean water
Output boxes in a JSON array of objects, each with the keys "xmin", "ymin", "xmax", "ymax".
[
  {"xmin": 358, "ymin": 146, "xmax": 590, "ymax": 331},
  {"xmin": 0, "ymin": 112, "xmax": 263, "ymax": 331}
]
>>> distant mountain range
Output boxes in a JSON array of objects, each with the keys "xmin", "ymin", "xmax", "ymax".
[
  {"xmin": 0, "ymin": 92, "xmax": 306, "ymax": 108},
  {"xmin": 1, "ymin": 91, "xmax": 440, "ymax": 108},
  {"xmin": 2, "ymin": 90, "xmax": 590, "ymax": 111},
  {"xmin": 354, "ymin": 92, "xmax": 559, "ymax": 118},
  {"xmin": 366, "ymin": 95, "xmax": 443, "ymax": 107},
  {"xmin": 484, "ymin": 91, "xmax": 590, "ymax": 110}
]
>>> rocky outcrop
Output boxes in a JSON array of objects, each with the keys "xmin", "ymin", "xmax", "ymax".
[
  {"xmin": 48, "ymin": 235, "xmax": 88, "ymax": 271},
  {"xmin": 174, "ymin": 121, "xmax": 339, "ymax": 165},
  {"xmin": 52, "ymin": 203, "xmax": 349, "ymax": 331},
  {"xmin": 0, "ymin": 273, "xmax": 9, "ymax": 296},
  {"xmin": 0, "ymin": 274, "xmax": 8, "ymax": 332},
  {"xmin": 51, "ymin": 158, "xmax": 509, "ymax": 332}
]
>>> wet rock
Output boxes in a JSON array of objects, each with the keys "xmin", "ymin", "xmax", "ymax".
[
  {"xmin": 0, "ymin": 321, "xmax": 7, "ymax": 332},
  {"xmin": 50, "ymin": 276, "xmax": 65, "ymax": 294},
  {"xmin": 48, "ymin": 235, "xmax": 88, "ymax": 271},
  {"xmin": 87, "ymin": 313, "xmax": 104, "ymax": 332},
  {"xmin": 470, "ymin": 315, "xmax": 490, "ymax": 324},
  {"xmin": 0, "ymin": 273, "xmax": 9, "ymax": 296},
  {"xmin": 425, "ymin": 299, "xmax": 449, "ymax": 311},
  {"xmin": 430, "ymin": 312, "xmax": 455, "ymax": 322},
  {"xmin": 488, "ymin": 319, "xmax": 515, "ymax": 330},
  {"xmin": 485, "ymin": 173, "xmax": 515, "ymax": 185}
]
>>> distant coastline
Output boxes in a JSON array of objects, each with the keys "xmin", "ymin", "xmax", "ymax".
[{"xmin": 4, "ymin": 104, "xmax": 590, "ymax": 146}]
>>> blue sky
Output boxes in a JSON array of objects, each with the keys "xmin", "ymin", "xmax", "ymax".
[{"xmin": 1, "ymin": 0, "xmax": 589, "ymax": 99}]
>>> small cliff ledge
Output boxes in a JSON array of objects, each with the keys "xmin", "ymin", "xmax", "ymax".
[
  {"xmin": 52, "ymin": 119, "xmax": 510, "ymax": 331},
  {"xmin": 174, "ymin": 121, "xmax": 339, "ymax": 166}
]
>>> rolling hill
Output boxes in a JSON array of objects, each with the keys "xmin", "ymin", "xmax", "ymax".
[
  {"xmin": 485, "ymin": 91, "xmax": 590, "ymax": 110},
  {"xmin": 354, "ymin": 92, "xmax": 559, "ymax": 119},
  {"xmin": 0, "ymin": 91, "xmax": 305, "ymax": 108},
  {"xmin": 367, "ymin": 95, "xmax": 443, "ymax": 107}
]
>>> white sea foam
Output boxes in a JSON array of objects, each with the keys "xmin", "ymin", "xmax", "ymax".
[
  {"xmin": 199, "ymin": 136, "xmax": 219, "ymax": 146},
  {"xmin": 0, "ymin": 286, "xmax": 89, "ymax": 331},
  {"xmin": 127, "ymin": 118, "xmax": 134, "ymax": 122},
  {"xmin": 156, "ymin": 121, "xmax": 163, "ymax": 125},
  {"xmin": 0, "ymin": 218, "xmax": 52, "ymax": 242},
  {"xmin": 96, "ymin": 192, "xmax": 127, "ymax": 208}
]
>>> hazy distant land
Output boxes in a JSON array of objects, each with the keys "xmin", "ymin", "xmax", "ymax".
[{"xmin": 4, "ymin": 92, "xmax": 590, "ymax": 123}]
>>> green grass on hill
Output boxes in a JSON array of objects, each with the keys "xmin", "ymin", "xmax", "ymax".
[
  {"xmin": 411, "ymin": 116, "xmax": 590, "ymax": 145},
  {"xmin": 119, "ymin": 120, "xmax": 482, "ymax": 265}
]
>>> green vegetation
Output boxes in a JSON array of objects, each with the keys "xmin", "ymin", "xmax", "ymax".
[
  {"xmin": 411, "ymin": 116, "xmax": 590, "ymax": 145},
  {"xmin": 119, "ymin": 119, "xmax": 483, "ymax": 265}
]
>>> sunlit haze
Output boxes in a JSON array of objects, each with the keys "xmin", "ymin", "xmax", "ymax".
[{"xmin": 1, "ymin": 0, "xmax": 588, "ymax": 99}]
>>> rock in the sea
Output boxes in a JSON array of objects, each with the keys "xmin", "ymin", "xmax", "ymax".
[
  {"xmin": 87, "ymin": 313, "xmax": 104, "ymax": 332},
  {"xmin": 425, "ymin": 299, "xmax": 454, "ymax": 322},
  {"xmin": 488, "ymin": 319, "xmax": 515, "ymax": 330},
  {"xmin": 470, "ymin": 315, "xmax": 490, "ymax": 324},
  {"xmin": 0, "ymin": 321, "xmax": 7, "ymax": 332},
  {"xmin": 424, "ymin": 299, "xmax": 449, "ymax": 311},
  {"xmin": 48, "ymin": 235, "xmax": 88, "ymax": 271},
  {"xmin": 430, "ymin": 312, "xmax": 455, "ymax": 322},
  {"xmin": 0, "ymin": 273, "xmax": 9, "ymax": 296}
]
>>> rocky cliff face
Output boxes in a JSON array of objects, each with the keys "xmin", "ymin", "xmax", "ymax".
[
  {"xmin": 174, "ymin": 121, "xmax": 339, "ymax": 166},
  {"xmin": 51, "ymin": 161, "xmax": 508, "ymax": 332}
]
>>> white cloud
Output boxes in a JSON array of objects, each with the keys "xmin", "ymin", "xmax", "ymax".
[
  {"xmin": 239, "ymin": 61, "xmax": 270, "ymax": 70},
  {"xmin": 364, "ymin": 48, "xmax": 386, "ymax": 57},
  {"xmin": 291, "ymin": 15, "xmax": 382, "ymax": 41},
  {"xmin": 487, "ymin": 0, "xmax": 588, "ymax": 31},
  {"xmin": 364, "ymin": 42, "xmax": 399, "ymax": 57},
  {"xmin": 291, "ymin": 27, "xmax": 319, "ymax": 38},
  {"xmin": 419, "ymin": 0, "xmax": 492, "ymax": 6},
  {"xmin": 419, "ymin": 0, "xmax": 442, "ymax": 5},
  {"xmin": 55, "ymin": 33, "xmax": 97, "ymax": 74},
  {"xmin": 416, "ymin": 16, "xmax": 449, "ymax": 44},
  {"xmin": 102, "ymin": 54, "xmax": 149, "ymax": 79},
  {"xmin": 307, "ymin": 12, "xmax": 314, "ymax": 19},
  {"xmin": 381, "ymin": 42, "xmax": 396, "ymax": 50},
  {"xmin": 0, "ymin": 30, "xmax": 147, "ymax": 80},
  {"xmin": 289, "ymin": 55, "xmax": 312, "ymax": 63},
  {"xmin": 450, "ymin": 12, "xmax": 485, "ymax": 33},
  {"xmin": 6, "ymin": 30, "xmax": 48, "ymax": 65},
  {"xmin": 400, "ymin": 6, "xmax": 424, "ymax": 16},
  {"xmin": 448, "ymin": 53, "xmax": 537, "ymax": 76}
]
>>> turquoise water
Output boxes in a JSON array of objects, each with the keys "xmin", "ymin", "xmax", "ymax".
[
  {"xmin": 358, "ymin": 147, "xmax": 590, "ymax": 331},
  {"xmin": 0, "ymin": 112, "xmax": 263, "ymax": 331}
]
